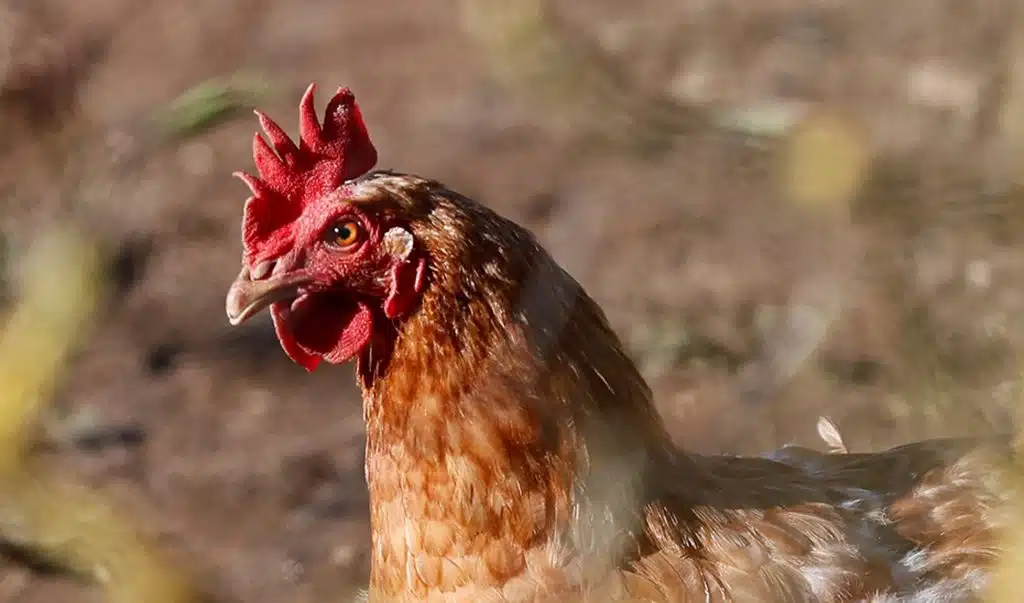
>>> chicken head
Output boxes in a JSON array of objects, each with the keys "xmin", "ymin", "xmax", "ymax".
[{"xmin": 225, "ymin": 84, "xmax": 427, "ymax": 373}]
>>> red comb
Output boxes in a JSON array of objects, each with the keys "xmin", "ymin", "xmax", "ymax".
[{"xmin": 234, "ymin": 83, "xmax": 378, "ymax": 264}]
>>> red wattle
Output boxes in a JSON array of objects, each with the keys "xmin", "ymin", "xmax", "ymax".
[{"xmin": 271, "ymin": 295, "xmax": 374, "ymax": 371}]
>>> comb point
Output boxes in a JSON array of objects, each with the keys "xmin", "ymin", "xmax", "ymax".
[
  {"xmin": 298, "ymin": 83, "xmax": 323, "ymax": 152},
  {"xmin": 233, "ymin": 171, "xmax": 273, "ymax": 199},
  {"xmin": 256, "ymin": 110, "xmax": 299, "ymax": 164},
  {"xmin": 252, "ymin": 132, "xmax": 290, "ymax": 184},
  {"xmin": 322, "ymin": 87, "xmax": 356, "ymax": 140}
]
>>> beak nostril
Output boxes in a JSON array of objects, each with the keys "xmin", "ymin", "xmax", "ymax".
[{"xmin": 251, "ymin": 260, "xmax": 275, "ymax": 280}]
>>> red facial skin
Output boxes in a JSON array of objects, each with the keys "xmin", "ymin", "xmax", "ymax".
[{"xmin": 224, "ymin": 84, "xmax": 426, "ymax": 377}]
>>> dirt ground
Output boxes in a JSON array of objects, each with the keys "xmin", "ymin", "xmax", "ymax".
[{"xmin": 1, "ymin": 1, "xmax": 1023, "ymax": 601}]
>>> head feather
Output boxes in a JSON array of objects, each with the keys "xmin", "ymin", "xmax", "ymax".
[{"xmin": 233, "ymin": 83, "xmax": 378, "ymax": 265}]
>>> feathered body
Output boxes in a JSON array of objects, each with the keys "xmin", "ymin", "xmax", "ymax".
[{"xmin": 225, "ymin": 85, "xmax": 1015, "ymax": 602}]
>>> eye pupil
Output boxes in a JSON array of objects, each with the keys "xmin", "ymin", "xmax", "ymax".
[{"xmin": 328, "ymin": 221, "xmax": 361, "ymax": 247}]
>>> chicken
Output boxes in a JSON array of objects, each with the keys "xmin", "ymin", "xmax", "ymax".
[{"xmin": 223, "ymin": 84, "xmax": 1017, "ymax": 603}]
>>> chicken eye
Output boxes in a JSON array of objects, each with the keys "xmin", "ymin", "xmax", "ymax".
[{"xmin": 325, "ymin": 221, "xmax": 363, "ymax": 248}]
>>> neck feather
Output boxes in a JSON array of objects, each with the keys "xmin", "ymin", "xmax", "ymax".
[{"xmin": 355, "ymin": 189, "xmax": 683, "ymax": 597}]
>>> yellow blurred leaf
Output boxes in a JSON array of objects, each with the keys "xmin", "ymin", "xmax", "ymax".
[{"xmin": 782, "ymin": 109, "xmax": 870, "ymax": 214}]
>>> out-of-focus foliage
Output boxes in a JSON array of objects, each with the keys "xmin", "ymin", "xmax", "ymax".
[
  {"xmin": 156, "ymin": 73, "xmax": 274, "ymax": 141},
  {"xmin": 0, "ymin": 230, "xmax": 102, "ymax": 461},
  {"xmin": 781, "ymin": 111, "xmax": 869, "ymax": 215},
  {"xmin": 0, "ymin": 230, "xmax": 212, "ymax": 602}
]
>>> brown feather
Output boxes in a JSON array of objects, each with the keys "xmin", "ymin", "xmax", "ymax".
[{"xmin": 286, "ymin": 172, "xmax": 1018, "ymax": 602}]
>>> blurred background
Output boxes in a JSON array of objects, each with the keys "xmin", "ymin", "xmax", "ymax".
[{"xmin": 2, "ymin": 0, "xmax": 1024, "ymax": 601}]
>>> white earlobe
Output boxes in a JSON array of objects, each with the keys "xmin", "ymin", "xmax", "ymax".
[{"xmin": 382, "ymin": 227, "xmax": 414, "ymax": 261}]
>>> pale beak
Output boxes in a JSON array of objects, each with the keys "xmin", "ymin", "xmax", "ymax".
[{"xmin": 225, "ymin": 264, "xmax": 314, "ymax": 326}]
